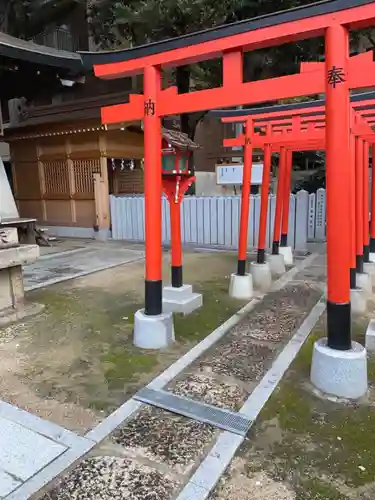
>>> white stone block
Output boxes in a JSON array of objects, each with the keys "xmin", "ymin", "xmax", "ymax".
[
  {"xmin": 279, "ymin": 246, "xmax": 294, "ymax": 266},
  {"xmin": 133, "ymin": 309, "xmax": 174, "ymax": 349},
  {"xmin": 356, "ymin": 272, "xmax": 372, "ymax": 295},
  {"xmin": 249, "ymin": 261, "xmax": 272, "ymax": 292},
  {"xmin": 363, "ymin": 262, "xmax": 375, "ymax": 287},
  {"xmin": 365, "ymin": 319, "xmax": 375, "ymax": 352},
  {"xmin": 267, "ymin": 253, "xmax": 286, "ymax": 277},
  {"xmin": 350, "ymin": 288, "xmax": 367, "ymax": 315},
  {"xmin": 0, "ymin": 228, "xmax": 18, "ymax": 249},
  {"xmin": 310, "ymin": 338, "xmax": 367, "ymax": 399},
  {"xmin": 163, "ymin": 291, "xmax": 203, "ymax": 316},
  {"xmin": 228, "ymin": 273, "xmax": 253, "ymax": 300},
  {"xmin": 163, "ymin": 284, "xmax": 193, "ymax": 301},
  {"xmin": 0, "ymin": 245, "xmax": 39, "ymax": 270}
]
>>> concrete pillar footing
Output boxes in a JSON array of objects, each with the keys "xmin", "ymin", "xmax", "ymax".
[
  {"xmin": 249, "ymin": 262, "xmax": 272, "ymax": 292},
  {"xmin": 310, "ymin": 337, "xmax": 367, "ymax": 399},
  {"xmin": 162, "ymin": 285, "xmax": 203, "ymax": 315},
  {"xmin": 356, "ymin": 272, "xmax": 372, "ymax": 295},
  {"xmin": 350, "ymin": 288, "xmax": 368, "ymax": 314},
  {"xmin": 133, "ymin": 309, "xmax": 174, "ymax": 349},
  {"xmin": 229, "ymin": 273, "xmax": 253, "ymax": 300},
  {"xmin": 267, "ymin": 254, "xmax": 286, "ymax": 277},
  {"xmin": 279, "ymin": 246, "xmax": 294, "ymax": 266},
  {"xmin": 363, "ymin": 262, "xmax": 375, "ymax": 287},
  {"xmin": 365, "ymin": 319, "xmax": 375, "ymax": 352}
]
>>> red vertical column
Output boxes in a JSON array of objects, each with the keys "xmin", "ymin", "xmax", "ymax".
[
  {"xmin": 237, "ymin": 118, "xmax": 253, "ymax": 275},
  {"xmin": 325, "ymin": 24, "xmax": 351, "ymax": 350},
  {"xmin": 144, "ymin": 65, "xmax": 163, "ymax": 315},
  {"xmin": 363, "ymin": 140, "xmax": 370, "ymax": 263},
  {"xmin": 257, "ymin": 143, "xmax": 272, "ymax": 263},
  {"xmin": 170, "ymin": 195, "xmax": 183, "ymax": 288},
  {"xmin": 280, "ymin": 150, "xmax": 293, "ymax": 247},
  {"xmin": 355, "ymin": 137, "xmax": 364, "ymax": 273},
  {"xmin": 371, "ymin": 144, "xmax": 375, "ymax": 254},
  {"xmin": 272, "ymin": 147, "xmax": 286, "ymax": 254},
  {"xmin": 349, "ymin": 132, "xmax": 357, "ymax": 289}
]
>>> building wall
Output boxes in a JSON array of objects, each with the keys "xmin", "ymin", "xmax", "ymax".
[{"xmin": 9, "ymin": 125, "xmax": 144, "ymax": 228}]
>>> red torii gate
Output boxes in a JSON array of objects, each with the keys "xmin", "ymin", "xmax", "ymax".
[
  {"xmin": 219, "ymin": 96, "xmax": 375, "ymax": 288},
  {"xmin": 81, "ymin": 0, "xmax": 375, "ymax": 398}
]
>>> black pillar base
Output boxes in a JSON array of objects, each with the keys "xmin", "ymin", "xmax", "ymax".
[
  {"xmin": 280, "ymin": 233, "xmax": 288, "ymax": 247},
  {"xmin": 272, "ymin": 241, "xmax": 279, "ymax": 255},
  {"xmin": 370, "ymin": 237, "xmax": 375, "ymax": 253},
  {"xmin": 356, "ymin": 254, "xmax": 364, "ymax": 274},
  {"xmin": 327, "ymin": 301, "xmax": 351, "ymax": 351},
  {"xmin": 145, "ymin": 280, "xmax": 162, "ymax": 316},
  {"xmin": 364, "ymin": 245, "xmax": 370, "ymax": 263},
  {"xmin": 237, "ymin": 259, "xmax": 247, "ymax": 276},
  {"xmin": 257, "ymin": 249, "xmax": 266, "ymax": 264},
  {"xmin": 171, "ymin": 265, "xmax": 183, "ymax": 288},
  {"xmin": 350, "ymin": 267, "xmax": 357, "ymax": 290}
]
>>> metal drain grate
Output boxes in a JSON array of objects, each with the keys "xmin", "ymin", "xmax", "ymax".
[{"xmin": 134, "ymin": 387, "xmax": 252, "ymax": 436}]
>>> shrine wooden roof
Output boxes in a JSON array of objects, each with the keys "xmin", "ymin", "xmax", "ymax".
[
  {"xmin": 80, "ymin": 0, "xmax": 374, "ymax": 70},
  {"xmin": 162, "ymin": 128, "xmax": 200, "ymax": 150},
  {"xmin": 0, "ymin": 31, "xmax": 83, "ymax": 72}
]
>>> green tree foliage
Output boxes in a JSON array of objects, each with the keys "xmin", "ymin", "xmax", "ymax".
[
  {"xmin": 88, "ymin": 0, "xmax": 326, "ymax": 138},
  {"xmin": 0, "ymin": 0, "xmax": 83, "ymax": 39}
]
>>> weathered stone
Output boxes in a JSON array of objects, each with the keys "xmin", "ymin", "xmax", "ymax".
[{"xmin": 0, "ymin": 228, "xmax": 19, "ymax": 249}]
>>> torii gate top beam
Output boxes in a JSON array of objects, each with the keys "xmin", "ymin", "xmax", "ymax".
[
  {"xmin": 212, "ymin": 90, "xmax": 375, "ymax": 122},
  {"xmin": 80, "ymin": 0, "xmax": 375, "ymax": 78},
  {"xmin": 221, "ymin": 100, "xmax": 375, "ymax": 150}
]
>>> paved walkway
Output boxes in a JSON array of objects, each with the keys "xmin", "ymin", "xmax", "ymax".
[
  {"xmin": 0, "ymin": 400, "xmax": 96, "ymax": 499},
  {"xmin": 24, "ymin": 244, "xmax": 144, "ymax": 291}
]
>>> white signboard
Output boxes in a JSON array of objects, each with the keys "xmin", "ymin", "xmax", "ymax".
[{"xmin": 216, "ymin": 163, "xmax": 263, "ymax": 186}]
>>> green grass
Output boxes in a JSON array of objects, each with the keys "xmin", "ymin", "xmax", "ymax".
[
  {"xmin": 173, "ymin": 278, "xmax": 245, "ymax": 343},
  {"xmin": 239, "ymin": 315, "xmax": 375, "ymax": 497},
  {"xmin": 25, "ymin": 272, "xmax": 245, "ymax": 415}
]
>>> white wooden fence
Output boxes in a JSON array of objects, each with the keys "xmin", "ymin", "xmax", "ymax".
[{"xmin": 110, "ymin": 188, "xmax": 327, "ymax": 250}]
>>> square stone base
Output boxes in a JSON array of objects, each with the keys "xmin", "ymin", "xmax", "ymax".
[
  {"xmin": 365, "ymin": 319, "xmax": 375, "ymax": 352},
  {"xmin": 133, "ymin": 309, "xmax": 174, "ymax": 349},
  {"xmin": 163, "ymin": 285, "xmax": 203, "ymax": 315},
  {"xmin": 0, "ymin": 245, "xmax": 41, "ymax": 326}
]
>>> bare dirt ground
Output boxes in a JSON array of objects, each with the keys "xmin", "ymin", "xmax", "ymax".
[{"xmin": 0, "ymin": 251, "xmax": 240, "ymax": 434}]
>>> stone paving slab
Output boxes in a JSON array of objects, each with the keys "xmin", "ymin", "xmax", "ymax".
[
  {"xmin": 23, "ymin": 247, "xmax": 144, "ymax": 291},
  {"xmin": 0, "ymin": 416, "xmax": 66, "ymax": 483},
  {"xmin": 0, "ymin": 400, "xmax": 95, "ymax": 499},
  {"xmin": 0, "ymin": 471, "xmax": 21, "ymax": 498}
]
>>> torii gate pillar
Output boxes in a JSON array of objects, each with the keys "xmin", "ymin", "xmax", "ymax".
[
  {"xmin": 133, "ymin": 65, "xmax": 174, "ymax": 349},
  {"xmin": 310, "ymin": 24, "xmax": 367, "ymax": 399}
]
